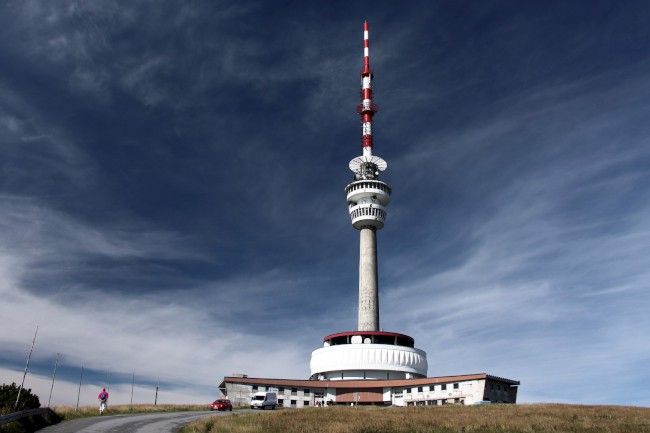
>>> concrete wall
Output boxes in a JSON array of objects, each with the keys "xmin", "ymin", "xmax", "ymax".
[{"xmin": 483, "ymin": 380, "xmax": 518, "ymax": 403}]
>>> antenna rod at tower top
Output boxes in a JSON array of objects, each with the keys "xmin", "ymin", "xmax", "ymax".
[{"xmin": 363, "ymin": 21, "xmax": 370, "ymax": 74}]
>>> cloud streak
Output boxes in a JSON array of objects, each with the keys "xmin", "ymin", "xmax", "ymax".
[{"xmin": 379, "ymin": 70, "xmax": 650, "ymax": 406}]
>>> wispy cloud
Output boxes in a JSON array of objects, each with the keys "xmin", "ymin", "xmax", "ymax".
[
  {"xmin": 0, "ymin": 196, "xmax": 311, "ymax": 405},
  {"xmin": 378, "ymin": 72, "xmax": 650, "ymax": 406}
]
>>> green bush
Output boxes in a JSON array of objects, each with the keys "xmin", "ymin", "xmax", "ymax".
[{"xmin": 0, "ymin": 383, "xmax": 41, "ymax": 415}]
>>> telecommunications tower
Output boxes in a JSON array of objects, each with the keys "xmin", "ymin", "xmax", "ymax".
[{"xmin": 310, "ymin": 22, "xmax": 428, "ymax": 381}]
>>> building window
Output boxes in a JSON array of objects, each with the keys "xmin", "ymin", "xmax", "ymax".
[
  {"xmin": 278, "ymin": 399, "xmax": 284, "ymax": 406},
  {"xmin": 252, "ymin": 385, "xmax": 258, "ymax": 391},
  {"xmin": 304, "ymin": 401, "xmax": 310, "ymax": 406},
  {"xmin": 441, "ymin": 384, "xmax": 447, "ymax": 391},
  {"xmin": 279, "ymin": 387, "xmax": 284, "ymax": 392},
  {"xmin": 405, "ymin": 388, "xmax": 410, "ymax": 394},
  {"xmin": 291, "ymin": 388, "xmax": 298, "ymax": 394},
  {"xmin": 442, "ymin": 399, "xmax": 448, "ymax": 405},
  {"xmin": 304, "ymin": 389, "xmax": 310, "ymax": 395},
  {"xmin": 453, "ymin": 383, "xmax": 459, "ymax": 389},
  {"xmin": 290, "ymin": 400, "xmax": 297, "ymax": 407},
  {"xmin": 417, "ymin": 387, "xmax": 423, "ymax": 393}
]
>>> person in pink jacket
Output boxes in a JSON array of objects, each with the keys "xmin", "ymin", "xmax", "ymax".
[{"xmin": 98, "ymin": 388, "xmax": 109, "ymax": 415}]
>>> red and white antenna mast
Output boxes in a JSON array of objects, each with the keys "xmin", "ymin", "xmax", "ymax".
[
  {"xmin": 357, "ymin": 21, "xmax": 378, "ymax": 156},
  {"xmin": 349, "ymin": 21, "xmax": 387, "ymax": 179},
  {"xmin": 359, "ymin": 21, "xmax": 378, "ymax": 157}
]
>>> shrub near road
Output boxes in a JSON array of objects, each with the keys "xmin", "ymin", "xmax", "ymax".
[
  {"xmin": 0, "ymin": 383, "xmax": 41, "ymax": 415},
  {"xmin": 181, "ymin": 404, "xmax": 650, "ymax": 433}
]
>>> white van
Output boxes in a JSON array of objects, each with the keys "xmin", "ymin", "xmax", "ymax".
[{"xmin": 250, "ymin": 391, "xmax": 278, "ymax": 410}]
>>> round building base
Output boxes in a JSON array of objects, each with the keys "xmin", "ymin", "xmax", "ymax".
[{"xmin": 309, "ymin": 331, "xmax": 428, "ymax": 380}]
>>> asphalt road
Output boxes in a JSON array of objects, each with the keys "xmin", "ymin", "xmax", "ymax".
[{"xmin": 38, "ymin": 409, "xmax": 253, "ymax": 433}]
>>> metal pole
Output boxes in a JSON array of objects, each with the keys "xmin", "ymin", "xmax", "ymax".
[
  {"xmin": 130, "ymin": 373, "xmax": 134, "ymax": 409},
  {"xmin": 76, "ymin": 365, "xmax": 84, "ymax": 410},
  {"xmin": 154, "ymin": 380, "xmax": 159, "ymax": 406},
  {"xmin": 47, "ymin": 353, "xmax": 60, "ymax": 407},
  {"xmin": 15, "ymin": 326, "xmax": 38, "ymax": 410}
]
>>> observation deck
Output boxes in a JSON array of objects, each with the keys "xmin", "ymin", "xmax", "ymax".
[{"xmin": 345, "ymin": 180, "xmax": 391, "ymax": 230}]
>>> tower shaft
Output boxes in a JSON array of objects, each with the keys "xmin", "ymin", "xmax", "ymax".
[{"xmin": 358, "ymin": 226, "xmax": 379, "ymax": 331}]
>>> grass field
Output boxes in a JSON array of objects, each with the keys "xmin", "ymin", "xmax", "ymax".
[
  {"xmin": 51, "ymin": 403, "xmax": 209, "ymax": 420},
  {"xmin": 180, "ymin": 404, "xmax": 650, "ymax": 433}
]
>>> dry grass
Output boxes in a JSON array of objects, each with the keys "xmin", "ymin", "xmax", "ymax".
[
  {"xmin": 51, "ymin": 403, "xmax": 208, "ymax": 420},
  {"xmin": 180, "ymin": 404, "xmax": 650, "ymax": 433}
]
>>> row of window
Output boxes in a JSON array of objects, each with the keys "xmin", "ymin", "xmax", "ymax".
[
  {"xmin": 278, "ymin": 399, "xmax": 311, "ymax": 407},
  {"xmin": 346, "ymin": 182, "xmax": 391, "ymax": 195},
  {"xmin": 489, "ymin": 383, "xmax": 511, "ymax": 392},
  {"xmin": 350, "ymin": 206, "xmax": 386, "ymax": 220},
  {"xmin": 403, "ymin": 383, "xmax": 460, "ymax": 394},
  {"xmin": 406, "ymin": 398, "xmax": 463, "ymax": 406},
  {"xmin": 252, "ymin": 385, "xmax": 312, "ymax": 396}
]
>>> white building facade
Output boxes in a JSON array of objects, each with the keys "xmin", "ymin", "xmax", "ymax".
[{"xmin": 219, "ymin": 374, "xmax": 519, "ymax": 407}]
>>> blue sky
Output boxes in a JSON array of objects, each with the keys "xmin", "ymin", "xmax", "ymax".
[{"xmin": 1, "ymin": 1, "xmax": 649, "ymax": 407}]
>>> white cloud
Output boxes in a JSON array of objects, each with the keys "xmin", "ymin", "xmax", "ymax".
[{"xmin": 0, "ymin": 196, "xmax": 313, "ymax": 406}]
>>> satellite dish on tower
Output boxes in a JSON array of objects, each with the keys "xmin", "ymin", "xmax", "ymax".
[{"xmin": 349, "ymin": 155, "xmax": 388, "ymax": 173}]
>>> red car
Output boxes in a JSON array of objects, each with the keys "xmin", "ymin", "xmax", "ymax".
[{"xmin": 211, "ymin": 399, "xmax": 233, "ymax": 411}]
